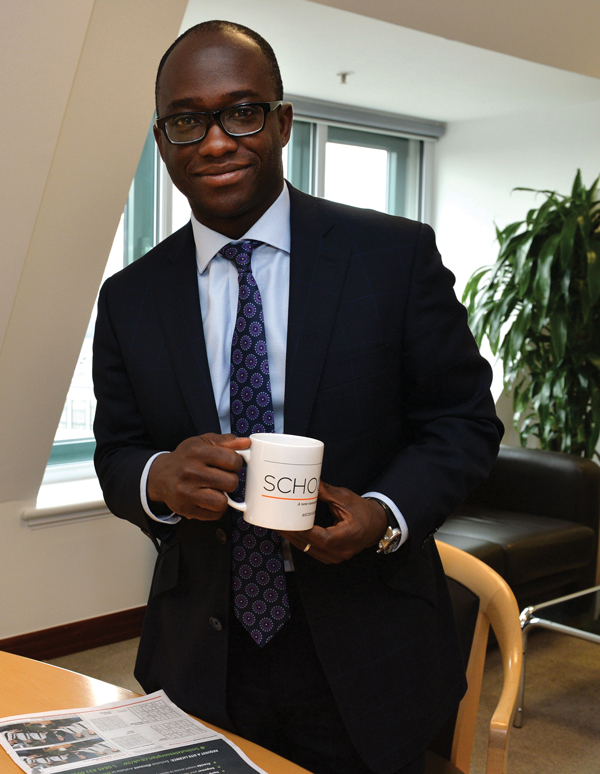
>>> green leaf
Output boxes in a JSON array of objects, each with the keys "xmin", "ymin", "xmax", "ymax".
[
  {"xmin": 550, "ymin": 310, "xmax": 568, "ymax": 363},
  {"xmin": 487, "ymin": 291, "xmax": 517, "ymax": 344},
  {"xmin": 533, "ymin": 233, "xmax": 560, "ymax": 317},
  {"xmin": 496, "ymin": 220, "xmax": 524, "ymax": 246},
  {"xmin": 468, "ymin": 298, "xmax": 499, "ymax": 346},
  {"xmin": 580, "ymin": 280, "xmax": 592, "ymax": 323},
  {"xmin": 559, "ymin": 214, "xmax": 578, "ymax": 270},
  {"xmin": 462, "ymin": 267, "xmax": 491, "ymax": 306},
  {"xmin": 506, "ymin": 303, "xmax": 531, "ymax": 362},
  {"xmin": 514, "ymin": 235, "xmax": 533, "ymax": 286},
  {"xmin": 518, "ymin": 259, "xmax": 533, "ymax": 297},
  {"xmin": 560, "ymin": 266, "xmax": 571, "ymax": 300},
  {"xmin": 571, "ymin": 169, "xmax": 583, "ymax": 200},
  {"xmin": 587, "ymin": 248, "xmax": 600, "ymax": 304},
  {"xmin": 530, "ymin": 199, "xmax": 557, "ymax": 239},
  {"xmin": 577, "ymin": 372, "xmax": 590, "ymax": 391}
]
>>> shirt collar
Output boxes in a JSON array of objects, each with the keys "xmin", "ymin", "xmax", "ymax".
[{"xmin": 191, "ymin": 183, "xmax": 291, "ymax": 274}]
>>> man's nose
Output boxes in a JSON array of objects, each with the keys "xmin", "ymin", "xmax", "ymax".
[{"xmin": 198, "ymin": 121, "xmax": 239, "ymax": 157}]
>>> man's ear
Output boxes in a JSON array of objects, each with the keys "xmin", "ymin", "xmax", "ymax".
[{"xmin": 279, "ymin": 102, "xmax": 294, "ymax": 148}]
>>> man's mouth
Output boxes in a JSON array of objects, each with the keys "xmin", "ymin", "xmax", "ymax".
[{"xmin": 197, "ymin": 165, "xmax": 250, "ymax": 185}]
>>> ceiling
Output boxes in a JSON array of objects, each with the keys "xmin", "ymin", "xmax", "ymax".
[
  {"xmin": 182, "ymin": 0, "xmax": 600, "ymax": 123},
  {"xmin": 312, "ymin": 0, "xmax": 600, "ymax": 81}
]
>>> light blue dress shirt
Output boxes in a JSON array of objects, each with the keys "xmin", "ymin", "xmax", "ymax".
[
  {"xmin": 192, "ymin": 184, "xmax": 291, "ymax": 434},
  {"xmin": 140, "ymin": 184, "xmax": 408, "ymax": 547}
]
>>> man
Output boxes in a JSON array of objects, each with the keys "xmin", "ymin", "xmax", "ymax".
[{"xmin": 93, "ymin": 20, "xmax": 503, "ymax": 774}]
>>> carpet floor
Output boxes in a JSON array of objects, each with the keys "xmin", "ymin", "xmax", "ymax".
[{"xmin": 47, "ymin": 628, "xmax": 600, "ymax": 773}]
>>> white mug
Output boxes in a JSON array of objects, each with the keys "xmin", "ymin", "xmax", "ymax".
[{"xmin": 226, "ymin": 433, "xmax": 324, "ymax": 530}]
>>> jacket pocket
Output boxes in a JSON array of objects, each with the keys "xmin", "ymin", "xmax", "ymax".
[
  {"xmin": 149, "ymin": 538, "xmax": 180, "ymax": 599},
  {"xmin": 378, "ymin": 546, "xmax": 438, "ymax": 606}
]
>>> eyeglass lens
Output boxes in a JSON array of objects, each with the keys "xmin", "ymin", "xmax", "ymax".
[{"xmin": 165, "ymin": 104, "xmax": 266, "ymax": 143}]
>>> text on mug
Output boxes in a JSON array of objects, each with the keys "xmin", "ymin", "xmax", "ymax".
[{"xmin": 263, "ymin": 475, "xmax": 319, "ymax": 495}]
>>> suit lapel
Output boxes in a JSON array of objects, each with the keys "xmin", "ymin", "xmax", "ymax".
[
  {"xmin": 150, "ymin": 190, "xmax": 352, "ymax": 439},
  {"xmin": 153, "ymin": 224, "xmax": 221, "ymax": 435},
  {"xmin": 285, "ymin": 187, "xmax": 352, "ymax": 436}
]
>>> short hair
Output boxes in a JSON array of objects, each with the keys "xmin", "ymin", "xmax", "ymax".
[{"xmin": 155, "ymin": 20, "xmax": 284, "ymax": 115}]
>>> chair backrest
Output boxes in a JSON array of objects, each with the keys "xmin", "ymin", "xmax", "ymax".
[
  {"xmin": 435, "ymin": 540, "xmax": 523, "ymax": 774},
  {"xmin": 466, "ymin": 445, "xmax": 600, "ymax": 532}
]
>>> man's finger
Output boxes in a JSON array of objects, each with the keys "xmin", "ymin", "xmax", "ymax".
[
  {"xmin": 317, "ymin": 479, "xmax": 344, "ymax": 504},
  {"xmin": 207, "ymin": 433, "xmax": 251, "ymax": 450},
  {"xmin": 278, "ymin": 526, "xmax": 316, "ymax": 550},
  {"xmin": 184, "ymin": 503, "xmax": 227, "ymax": 521},
  {"xmin": 278, "ymin": 526, "xmax": 333, "ymax": 561},
  {"xmin": 187, "ymin": 442, "xmax": 246, "ymax": 472},
  {"xmin": 279, "ymin": 524, "xmax": 347, "ymax": 563}
]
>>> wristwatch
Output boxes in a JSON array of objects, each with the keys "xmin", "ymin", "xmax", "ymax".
[{"xmin": 365, "ymin": 497, "xmax": 403, "ymax": 554}]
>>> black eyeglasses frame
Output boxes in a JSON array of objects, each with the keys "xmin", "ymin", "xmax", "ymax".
[{"xmin": 155, "ymin": 101, "xmax": 284, "ymax": 145}]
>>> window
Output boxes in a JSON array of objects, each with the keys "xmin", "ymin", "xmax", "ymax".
[
  {"xmin": 283, "ymin": 119, "xmax": 422, "ymax": 219},
  {"xmin": 47, "ymin": 130, "xmax": 158, "ymax": 466},
  {"xmin": 47, "ymin": 99, "xmax": 441, "ymax": 469}
]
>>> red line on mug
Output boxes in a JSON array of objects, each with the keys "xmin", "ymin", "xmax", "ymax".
[{"xmin": 261, "ymin": 495, "xmax": 319, "ymax": 501}]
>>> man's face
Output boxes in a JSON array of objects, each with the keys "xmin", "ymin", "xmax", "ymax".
[{"xmin": 154, "ymin": 30, "xmax": 293, "ymax": 239}]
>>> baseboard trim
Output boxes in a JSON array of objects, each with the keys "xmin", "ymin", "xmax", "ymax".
[{"xmin": 0, "ymin": 607, "xmax": 146, "ymax": 661}]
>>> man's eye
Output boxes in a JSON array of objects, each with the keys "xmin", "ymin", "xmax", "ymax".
[
  {"xmin": 171, "ymin": 114, "xmax": 202, "ymax": 127},
  {"xmin": 230, "ymin": 106, "xmax": 260, "ymax": 119}
]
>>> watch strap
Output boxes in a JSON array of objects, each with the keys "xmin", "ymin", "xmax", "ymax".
[
  {"xmin": 365, "ymin": 497, "xmax": 403, "ymax": 554},
  {"xmin": 365, "ymin": 496, "xmax": 397, "ymax": 529}
]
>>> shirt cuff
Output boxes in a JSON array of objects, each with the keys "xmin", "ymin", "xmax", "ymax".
[
  {"xmin": 362, "ymin": 491, "xmax": 409, "ymax": 547},
  {"xmin": 141, "ymin": 452, "xmax": 181, "ymax": 524}
]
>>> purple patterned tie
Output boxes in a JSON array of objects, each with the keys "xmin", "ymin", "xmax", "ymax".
[{"xmin": 221, "ymin": 240, "xmax": 290, "ymax": 647}]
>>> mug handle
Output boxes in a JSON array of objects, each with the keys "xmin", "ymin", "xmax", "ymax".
[{"xmin": 225, "ymin": 447, "xmax": 252, "ymax": 511}]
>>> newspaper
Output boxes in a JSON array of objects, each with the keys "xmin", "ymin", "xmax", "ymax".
[{"xmin": 0, "ymin": 691, "xmax": 269, "ymax": 774}]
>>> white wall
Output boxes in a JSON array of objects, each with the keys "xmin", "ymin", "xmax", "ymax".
[
  {"xmin": 434, "ymin": 100, "xmax": 600, "ymax": 438},
  {"xmin": 0, "ymin": 0, "xmax": 187, "ymax": 640}
]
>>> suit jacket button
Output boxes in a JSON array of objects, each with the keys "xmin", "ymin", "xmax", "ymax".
[
  {"xmin": 216, "ymin": 528, "xmax": 227, "ymax": 544},
  {"xmin": 209, "ymin": 617, "xmax": 223, "ymax": 631}
]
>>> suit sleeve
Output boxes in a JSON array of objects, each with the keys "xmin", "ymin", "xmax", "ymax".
[
  {"xmin": 370, "ymin": 222, "xmax": 503, "ymax": 551},
  {"xmin": 92, "ymin": 279, "xmax": 165, "ymax": 538}
]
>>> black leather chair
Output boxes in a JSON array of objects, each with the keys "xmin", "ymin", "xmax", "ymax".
[{"xmin": 436, "ymin": 446, "xmax": 600, "ymax": 607}]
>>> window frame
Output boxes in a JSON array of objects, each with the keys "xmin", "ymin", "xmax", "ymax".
[{"xmin": 284, "ymin": 94, "xmax": 444, "ymax": 223}]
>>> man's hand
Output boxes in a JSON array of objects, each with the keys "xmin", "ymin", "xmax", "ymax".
[
  {"xmin": 279, "ymin": 481, "xmax": 388, "ymax": 564},
  {"xmin": 147, "ymin": 433, "xmax": 251, "ymax": 520}
]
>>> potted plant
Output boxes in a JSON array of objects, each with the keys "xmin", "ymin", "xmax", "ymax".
[{"xmin": 463, "ymin": 170, "xmax": 600, "ymax": 459}]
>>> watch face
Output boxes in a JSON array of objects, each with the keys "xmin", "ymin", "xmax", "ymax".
[
  {"xmin": 379, "ymin": 528, "xmax": 403, "ymax": 554},
  {"xmin": 384, "ymin": 539, "xmax": 402, "ymax": 553}
]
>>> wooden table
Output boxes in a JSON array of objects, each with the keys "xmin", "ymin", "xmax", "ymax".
[{"xmin": 0, "ymin": 650, "xmax": 310, "ymax": 773}]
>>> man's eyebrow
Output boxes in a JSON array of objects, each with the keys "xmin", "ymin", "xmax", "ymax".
[
  {"xmin": 226, "ymin": 90, "xmax": 263, "ymax": 101},
  {"xmin": 165, "ymin": 91, "xmax": 264, "ymax": 113}
]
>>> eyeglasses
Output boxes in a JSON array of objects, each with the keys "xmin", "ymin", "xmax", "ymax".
[{"xmin": 155, "ymin": 101, "xmax": 283, "ymax": 145}]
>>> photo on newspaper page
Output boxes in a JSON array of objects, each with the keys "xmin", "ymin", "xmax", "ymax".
[{"xmin": 0, "ymin": 690, "xmax": 268, "ymax": 774}]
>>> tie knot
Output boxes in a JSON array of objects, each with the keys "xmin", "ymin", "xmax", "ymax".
[{"xmin": 220, "ymin": 240, "xmax": 263, "ymax": 273}]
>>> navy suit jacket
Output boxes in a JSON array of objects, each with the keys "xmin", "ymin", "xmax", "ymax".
[{"xmin": 93, "ymin": 185, "xmax": 502, "ymax": 773}]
